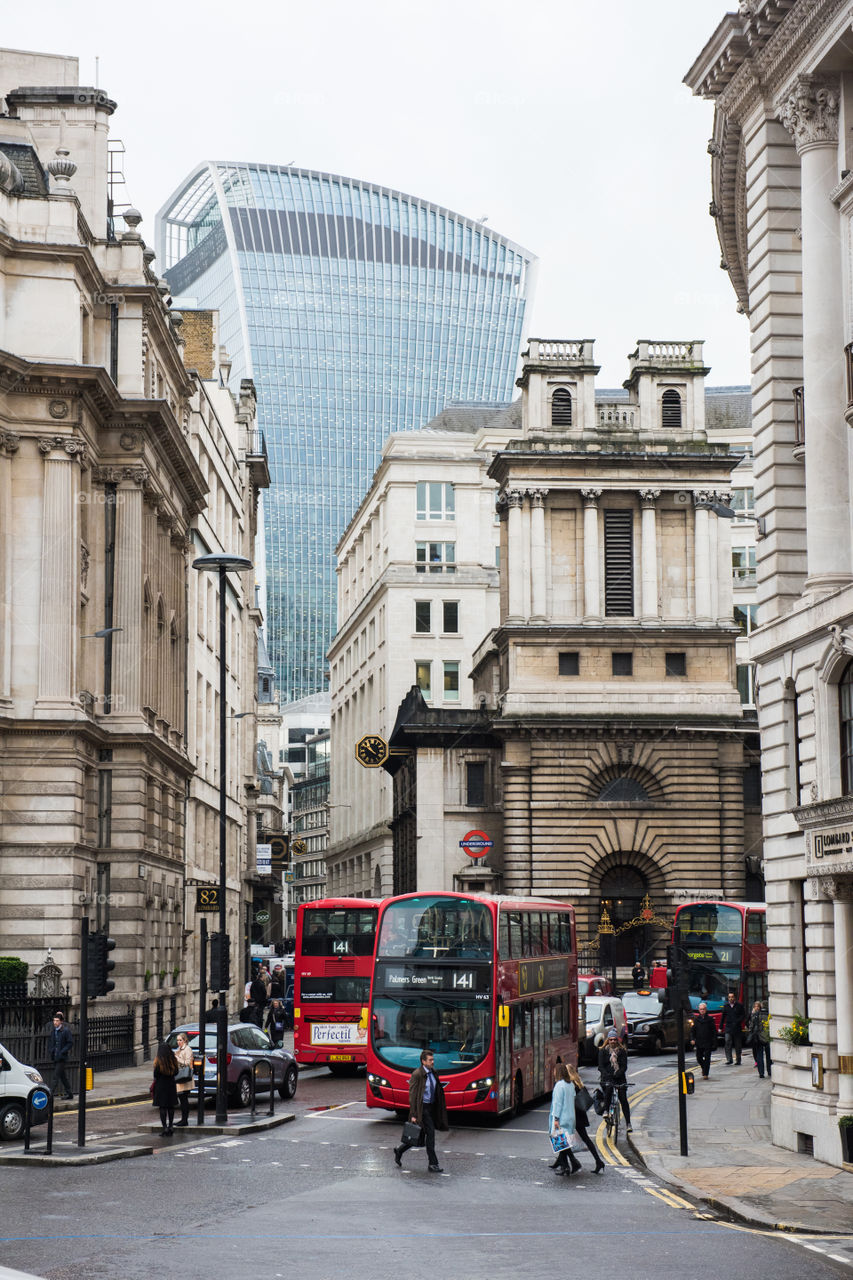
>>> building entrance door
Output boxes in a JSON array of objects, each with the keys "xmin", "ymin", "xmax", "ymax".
[{"xmin": 598, "ymin": 866, "xmax": 648, "ymax": 968}]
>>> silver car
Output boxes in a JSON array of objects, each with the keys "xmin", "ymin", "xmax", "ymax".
[{"xmin": 166, "ymin": 1023, "xmax": 298, "ymax": 1108}]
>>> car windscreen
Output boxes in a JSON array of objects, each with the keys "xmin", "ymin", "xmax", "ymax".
[
  {"xmin": 584, "ymin": 1000, "xmax": 603, "ymax": 1022},
  {"xmin": 622, "ymin": 996, "xmax": 660, "ymax": 1015}
]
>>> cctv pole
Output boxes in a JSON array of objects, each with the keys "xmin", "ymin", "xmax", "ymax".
[
  {"xmin": 77, "ymin": 916, "xmax": 89, "ymax": 1148},
  {"xmin": 674, "ymin": 927, "xmax": 688, "ymax": 1157},
  {"xmin": 197, "ymin": 918, "xmax": 207, "ymax": 1127}
]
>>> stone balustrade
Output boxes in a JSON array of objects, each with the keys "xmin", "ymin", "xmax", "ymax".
[
  {"xmin": 526, "ymin": 338, "xmax": 594, "ymax": 363},
  {"xmin": 597, "ymin": 403, "xmax": 637, "ymax": 427}
]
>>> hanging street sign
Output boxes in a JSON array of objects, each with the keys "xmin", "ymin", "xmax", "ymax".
[
  {"xmin": 269, "ymin": 836, "xmax": 288, "ymax": 870},
  {"xmin": 255, "ymin": 910, "xmax": 271, "ymax": 925},
  {"xmin": 196, "ymin": 886, "xmax": 221, "ymax": 912},
  {"xmin": 460, "ymin": 829, "xmax": 493, "ymax": 860},
  {"xmin": 291, "ymin": 839, "xmax": 307, "ymax": 856},
  {"xmin": 256, "ymin": 843, "xmax": 272, "ymax": 875}
]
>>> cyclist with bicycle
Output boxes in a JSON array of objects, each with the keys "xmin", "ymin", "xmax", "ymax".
[{"xmin": 598, "ymin": 1026, "xmax": 633, "ymax": 1134}]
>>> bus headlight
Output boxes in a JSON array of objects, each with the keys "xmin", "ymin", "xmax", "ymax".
[
  {"xmin": 466, "ymin": 1077, "xmax": 493, "ymax": 1090},
  {"xmin": 367, "ymin": 1073, "xmax": 390, "ymax": 1088}
]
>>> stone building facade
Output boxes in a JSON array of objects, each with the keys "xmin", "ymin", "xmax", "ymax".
[
  {"xmin": 383, "ymin": 340, "xmax": 760, "ymax": 964},
  {"xmin": 0, "ymin": 51, "xmax": 272, "ymax": 1036},
  {"xmin": 687, "ymin": 0, "xmax": 853, "ymax": 1166}
]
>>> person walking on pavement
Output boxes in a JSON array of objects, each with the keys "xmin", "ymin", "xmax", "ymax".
[
  {"xmin": 566, "ymin": 1062, "xmax": 605, "ymax": 1173},
  {"xmin": 250, "ymin": 968, "xmax": 268, "ymax": 1011},
  {"xmin": 394, "ymin": 1049, "xmax": 448, "ymax": 1172},
  {"xmin": 548, "ymin": 1061, "xmax": 581, "ymax": 1176},
  {"xmin": 720, "ymin": 990, "xmax": 746, "ymax": 1065},
  {"xmin": 265, "ymin": 998, "xmax": 287, "ymax": 1046},
  {"xmin": 173, "ymin": 1032, "xmax": 194, "ymax": 1126},
  {"xmin": 747, "ymin": 1000, "xmax": 772, "ymax": 1078},
  {"xmin": 152, "ymin": 1042, "xmax": 179, "ymax": 1135},
  {"xmin": 598, "ymin": 1026, "xmax": 632, "ymax": 1132},
  {"xmin": 631, "ymin": 960, "xmax": 646, "ymax": 990},
  {"xmin": 691, "ymin": 1000, "xmax": 717, "ymax": 1078},
  {"xmin": 48, "ymin": 1012, "xmax": 74, "ymax": 1099}
]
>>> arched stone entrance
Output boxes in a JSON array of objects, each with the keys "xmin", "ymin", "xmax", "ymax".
[{"xmin": 598, "ymin": 865, "xmax": 649, "ymax": 967}]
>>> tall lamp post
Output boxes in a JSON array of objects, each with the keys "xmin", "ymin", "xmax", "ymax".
[{"xmin": 193, "ymin": 552, "xmax": 253, "ymax": 1124}]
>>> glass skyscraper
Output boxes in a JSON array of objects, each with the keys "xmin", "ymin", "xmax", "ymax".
[{"xmin": 157, "ymin": 163, "xmax": 535, "ymax": 702}]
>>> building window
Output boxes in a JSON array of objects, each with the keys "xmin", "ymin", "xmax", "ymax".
[
  {"xmin": 841, "ymin": 662, "xmax": 853, "ymax": 795},
  {"xmin": 551, "ymin": 388, "xmax": 572, "ymax": 427},
  {"xmin": 612, "ymin": 652, "xmax": 633, "ymax": 677},
  {"xmin": 416, "ymin": 660, "xmax": 432, "ymax": 700},
  {"xmin": 466, "ymin": 761, "xmax": 486, "ymax": 807},
  {"xmin": 732, "ymin": 546, "xmax": 756, "ymax": 586},
  {"xmin": 442, "ymin": 601, "xmax": 459, "ymax": 633},
  {"xmin": 665, "ymin": 652, "xmax": 686, "ymax": 677},
  {"xmin": 558, "ymin": 651, "xmax": 579, "ymax": 676},
  {"xmin": 416, "ymin": 481, "xmax": 455, "ymax": 521},
  {"xmin": 661, "ymin": 389, "xmax": 682, "ymax": 428},
  {"xmin": 415, "ymin": 601, "xmax": 431, "ymax": 633},
  {"xmin": 604, "ymin": 510, "xmax": 634, "ymax": 616},
  {"xmin": 734, "ymin": 604, "xmax": 759, "ymax": 635},
  {"xmin": 443, "ymin": 661, "xmax": 460, "ymax": 701},
  {"xmin": 731, "ymin": 487, "xmax": 755, "ymax": 519},
  {"xmin": 737, "ymin": 662, "xmax": 757, "ymax": 706},
  {"xmin": 416, "ymin": 542, "xmax": 456, "ymax": 573}
]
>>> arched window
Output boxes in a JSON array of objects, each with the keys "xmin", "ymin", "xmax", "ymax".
[
  {"xmin": 597, "ymin": 776, "xmax": 650, "ymax": 802},
  {"xmin": 840, "ymin": 661, "xmax": 853, "ymax": 794},
  {"xmin": 551, "ymin": 387, "xmax": 572, "ymax": 427},
  {"xmin": 661, "ymin": 389, "xmax": 682, "ymax": 428}
]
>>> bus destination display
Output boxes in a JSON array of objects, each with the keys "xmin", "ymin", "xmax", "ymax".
[{"xmin": 375, "ymin": 962, "xmax": 491, "ymax": 997}]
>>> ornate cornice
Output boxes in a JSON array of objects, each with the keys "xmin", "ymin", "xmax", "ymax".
[{"xmin": 778, "ymin": 73, "xmax": 840, "ymax": 151}]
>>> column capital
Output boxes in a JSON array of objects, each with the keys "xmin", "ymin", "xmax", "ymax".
[
  {"xmin": 580, "ymin": 488, "xmax": 602, "ymax": 507},
  {"xmin": 778, "ymin": 74, "xmax": 840, "ymax": 153},
  {"xmin": 91, "ymin": 464, "xmax": 150, "ymax": 487},
  {"xmin": 37, "ymin": 434, "xmax": 88, "ymax": 466},
  {"xmin": 639, "ymin": 489, "xmax": 661, "ymax": 507},
  {"xmin": 506, "ymin": 489, "xmax": 524, "ymax": 510},
  {"xmin": 693, "ymin": 489, "xmax": 713, "ymax": 507},
  {"xmin": 821, "ymin": 875, "xmax": 853, "ymax": 903},
  {"xmin": 528, "ymin": 488, "xmax": 548, "ymax": 508},
  {"xmin": 0, "ymin": 431, "xmax": 20, "ymax": 456}
]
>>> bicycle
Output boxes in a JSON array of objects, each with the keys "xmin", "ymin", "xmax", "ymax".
[{"xmin": 601, "ymin": 1082, "xmax": 634, "ymax": 1146}]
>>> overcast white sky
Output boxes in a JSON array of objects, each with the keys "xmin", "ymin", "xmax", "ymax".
[{"xmin": 6, "ymin": 0, "xmax": 749, "ymax": 388}]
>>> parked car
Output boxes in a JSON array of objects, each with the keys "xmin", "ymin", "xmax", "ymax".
[
  {"xmin": 165, "ymin": 1023, "xmax": 298, "ymax": 1108},
  {"xmin": 621, "ymin": 990, "xmax": 681, "ymax": 1054},
  {"xmin": 578, "ymin": 974, "xmax": 613, "ymax": 998},
  {"xmin": 578, "ymin": 996, "xmax": 627, "ymax": 1063},
  {"xmin": 0, "ymin": 1040, "xmax": 50, "ymax": 1141}
]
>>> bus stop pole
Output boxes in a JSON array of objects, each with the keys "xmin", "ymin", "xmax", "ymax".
[
  {"xmin": 197, "ymin": 918, "xmax": 207, "ymax": 1126},
  {"xmin": 674, "ymin": 927, "xmax": 688, "ymax": 1157}
]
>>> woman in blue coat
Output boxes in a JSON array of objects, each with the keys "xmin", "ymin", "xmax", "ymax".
[{"xmin": 548, "ymin": 1062, "xmax": 581, "ymax": 1176}]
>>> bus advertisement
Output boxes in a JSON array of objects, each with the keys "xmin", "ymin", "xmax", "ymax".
[
  {"xmin": 294, "ymin": 898, "xmax": 381, "ymax": 1072},
  {"xmin": 672, "ymin": 900, "xmax": 768, "ymax": 1028},
  {"xmin": 366, "ymin": 892, "xmax": 578, "ymax": 1117}
]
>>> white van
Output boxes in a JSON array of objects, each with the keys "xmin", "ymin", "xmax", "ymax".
[
  {"xmin": 578, "ymin": 996, "xmax": 628, "ymax": 1064},
  {"xmin": 0, "ymin": 1041, "xmax": 49, "ymax": 1141}
]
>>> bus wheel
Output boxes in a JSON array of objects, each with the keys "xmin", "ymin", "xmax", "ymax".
[{"xmin": 511, "ymin": 1073, "xmax": 523, "ymax": 1118}]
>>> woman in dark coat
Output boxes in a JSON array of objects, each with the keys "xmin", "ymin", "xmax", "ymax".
[
  {"xmin": 153, "ymin": 1043, "xmax": 179, "ymax": 1135},
  {"xmin": 597, "ymin": 1026, "xmax": 632, "ymax": 1131}
]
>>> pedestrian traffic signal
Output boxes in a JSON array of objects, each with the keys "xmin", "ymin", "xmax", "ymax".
[
  {"xmin": 87, "ymin": 932, "xmax": 116, "ymax": 998},
  {"xmin": 210, "ymin": 932, "xmax": 231, "ymax": 991},
  {"xmin": 682, "ymin": 1070, "xmax": 695, "ymax": 1095}
]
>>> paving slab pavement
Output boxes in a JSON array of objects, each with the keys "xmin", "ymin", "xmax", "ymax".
[{"xmin": 628, "ymin": 1059, "xmax": 853, "ymax": 1233}]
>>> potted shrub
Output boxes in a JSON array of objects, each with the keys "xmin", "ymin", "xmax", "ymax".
[
  {"xmin": 0, "ymin": 956, "xmax": 29, "ymax": 999},
  {"xmin": 839, "ymin": 1115, "xmax": 853, "ymax": 1163},
  {"xmin": 172, "ymin": 965, "xmax": 180, "ymax": 985},
  {"xmin": 143, "ymin": 969, "xmax": 152, "ymax": 991},
  {"xmin": 778, "ymin": 1012, "xmax": 811, "ymax": 1047},
  {"xmin": 158, "ymin": 969, "xmax": 167, "ymax": 985}
]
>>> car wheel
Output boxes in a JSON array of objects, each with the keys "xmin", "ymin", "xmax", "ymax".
[
  {"xmin": 279, "ymin": 1064, "xmax": 298, "ymax": 1100},
  {"xmin": 235, "ymin": 1072, "xmax": 252, "ymax": 1108},
  {"xmin": 650, "ymin": 1033, "xmax": 663, "ymax": 1056},
  {"xmin": 0, "ymin": 1103, "xmax": 25, "ymax": 1141}
]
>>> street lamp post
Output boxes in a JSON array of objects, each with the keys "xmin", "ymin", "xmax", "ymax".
[{"xmin": 193, "ymin": 552, "xmax": 253, "ymax": 1124}]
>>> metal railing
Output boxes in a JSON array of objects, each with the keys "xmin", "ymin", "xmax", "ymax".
[{"xmin": 249, "ymin": 1057, "xmax": 276, "ymax": 1120}]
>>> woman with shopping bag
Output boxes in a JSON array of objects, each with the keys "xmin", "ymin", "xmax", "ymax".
[{"xmin": 548, "ymin": 1062, "xmax": 581, "ymax": 1176}]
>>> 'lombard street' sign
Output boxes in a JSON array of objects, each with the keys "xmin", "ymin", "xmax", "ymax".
[{"xmin": 805, "ymin": 823, "xmax": 853, "ymax": 877}]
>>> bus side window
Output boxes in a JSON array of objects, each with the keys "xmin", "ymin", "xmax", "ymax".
[
  {"xmin": 509, "ymin": 912, "xmax": 521, "ymax": 958},
  {"xmin": 499, "ymin": 914, "xmax": 510, "ymax": 961},
  {"xmin": 520, "ymin": 914, "xmax": 531, "ymax": 958},
  {"xmin": 747, "ymin": 911, "xmax": 765, "ymax": 945},
  {"xmin": 512, "ymin": 1007, "xmax": 523, "ymax": 1052}
]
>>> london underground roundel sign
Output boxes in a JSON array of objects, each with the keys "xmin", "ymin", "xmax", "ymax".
[{"xmin": 460, "ymin": 829, "xmax": 493, "ymax": 860}]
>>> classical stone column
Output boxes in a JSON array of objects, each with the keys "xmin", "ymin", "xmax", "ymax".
[
  {"xmin": 35, "ymin": 436, "xmax": 83, "ymax": 713},
  {"xmin": 529, "ymin": 489, "xmax": 548, "ymax": 621},
  {"xmin": 779, "ymin": 76, "xmax": 851, "ymax": 590},
  {"xmin": 112, "ymin": 468, "xmax": 148, "ymax": 719},
  {"xmin": 506, "ymin": 490, "xmax": 524, "ymax": 621},
  {"xmin": 639, "ymin": 489, "xmax": 660, "ymax": 622},
  {"xmin": 693, "ymin": 493, "xmax": 712, "ymax": 623},
  {"xmin": 501, "ymin": 746, "xmax": 533, "ymax": 897},
  {"xmin": 581, "ymin": 489, "xmax": 602, "ymax": 622},
  {"xmin": 0, "ymin": 431, "xmax": 20, "ymax": 706},
  {"xmin": 826, "ymin": 880, "xmax": 853, "ymax": 1110}
]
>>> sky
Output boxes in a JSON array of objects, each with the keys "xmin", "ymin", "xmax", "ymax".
[{"xmin": 4, "ymin": 0, "xmax": 750, "ymax": 388}]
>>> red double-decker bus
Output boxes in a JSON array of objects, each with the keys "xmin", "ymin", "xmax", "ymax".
[
  {"xmin": 366, "ymin": 891, "xmax": 578, "ymax": 1117},
  {"xmin": 294, "ymin": 898, "xmax": 382, "ymax": 1073},
  {"xmin": 672, "ymin": 900, "xmax": 768, "ymax": 1029}
]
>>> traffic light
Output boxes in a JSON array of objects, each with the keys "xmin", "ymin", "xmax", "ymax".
[
  {"xmin": 87, "ymin": 932, "xmax": 116, "ymax": 998},
  {"xmin": 666, "ymin": 941, "xmax": 691, "ymax": 1014},
  {"xmin": 210, "ymin": 932, "xmax": 231, "ymax": 991},
  {"xmin": 682, "ymin": 1070, "xmax": 695, "ymax": 1095}
]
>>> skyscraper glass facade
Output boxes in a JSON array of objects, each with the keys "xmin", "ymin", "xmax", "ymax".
[{"xmin": 157, "ymin": 163, "xmax": 534, "ymax": 702}]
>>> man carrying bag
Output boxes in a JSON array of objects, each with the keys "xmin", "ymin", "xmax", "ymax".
[{"xmin": 393, "ymin": 1049, "xmax": 448, "ymax": 1173}]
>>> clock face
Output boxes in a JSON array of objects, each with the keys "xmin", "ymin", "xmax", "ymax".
[{"xmin": 355, "ymin": 734, "xmax": 388, "ymax": 768}]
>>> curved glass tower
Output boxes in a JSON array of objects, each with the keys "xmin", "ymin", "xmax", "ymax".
[{"xmin": 157, "ymin": 163, "xmax": 535, "ymax": 702}]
